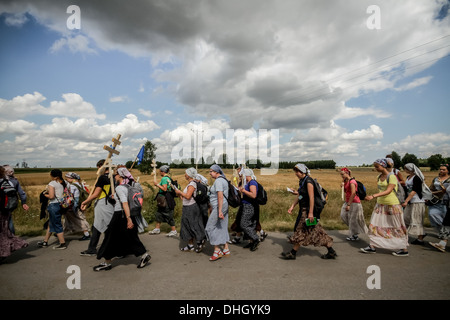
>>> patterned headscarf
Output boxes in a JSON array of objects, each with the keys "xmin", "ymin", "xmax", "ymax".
[
  {"xmin": 294, "ymin": 163, "xmax": 310, "ymax": 175},
  {"xmin": 117, "ymin": 167, "xmax": 135, "ymax": 185},
  {"xmin": 65, "ymin": 172, "xmax": 81, "ymax": 180},
  {"xmin": 374, "ymin": 159, "xmax": 388, "ymax": 168},
  {"xmin": 3, "ymin": 165, "xmax": 14, "ymax": 178}
]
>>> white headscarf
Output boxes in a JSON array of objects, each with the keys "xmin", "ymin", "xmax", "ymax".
[
  {"xmin": 404, "ymin": 163, "xmax": 425, "ymax": 182},
  {"xmin": 294, "ymin": 163, "xmax": 310, "ymax": 175},
  {"xmin": 185, "ymin": 167, "xmax": 197, "ymax": 179},
  {"xmin": 195, "ymin": 174, "xmax": 209, "ymax": 185},
  {"xmin": 242, "ymin": 168, "xmax": 257, "ymax": 181}
]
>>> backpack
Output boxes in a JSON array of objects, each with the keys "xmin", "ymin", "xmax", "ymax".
[
  {"xmin": 0, "ymin": 179, "xmax": 19, "ymax": 214},
  {"xmin": 350, "ymin": 178, "xmax": 367, "ymax": 200},
  {"xmin": 73, "ymin": 183, "xmax": 89, "ymax": 204},
  {"xmin": 312, "ymin": 178, "xmax": 328, "ymax": 218},
  {"xmin": 59, "ymin": 184, "xmax": 74, "ymax": 209},
  {"xmin": 255, "ymin": 182, "xmax": 268, "ymax": 205},
  {"xmin": 194, "ymin": 181, "xmax": 209, "ymax": 205},
  {"xmin": 121, "ymin": 182, "xmax": 144, "ymax": 216},
  {"xmin": 218, "ymin": 176, "xmax": 241, "ymax": 208}
]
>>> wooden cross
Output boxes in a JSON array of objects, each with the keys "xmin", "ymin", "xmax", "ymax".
[
  {"xmin": 151, "ymin": 158, "xmax": 157, "ymax": 184},
  {"xmin": 88, "ymin": 134, "xmax": 122, "ymax": 198}
]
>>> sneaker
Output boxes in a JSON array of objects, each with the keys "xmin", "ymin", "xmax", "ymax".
[
  {"xmin": 80, "ymin": 250, "xmax": 97, "ymax": 256},
  {"xmin": 137, "ymin": 253, "xmax": 151, "ymax": 268},
  {"xmin": 167, "ymin": 230, "xmax": 177, "ymax": 237},
  {"xmin": 79, "ymin": 235, "xmax": 91, "ymax": 241},
  {"xmin": 360, "ymin": 246, "xmax": 376, "ymax": 254},
  {"xmin": 148, "ymin": 228, "xmax": 160, "ymax": 235},
  {"xmin": 281, "ymin": 251, "xmax": 296, "ymax": 260},
  {"xmin": 37, "ymin": 241, "xmax": 49, "ymax": 248},
  {"xmin": 53, "ymin": 243, "xmax": 67, "ymax": 250},
  {"xmin": 260, "ymin": 232, "xmax": 268, "ymax": 242},
  {"xmin": 93, "ymin": 262, "xmax": 112, "ymax": 271},
  {"xmin": 392, "ymin": 250, "xmax": 409, "ymax": 257},
  {"xmin": 346, "ymin": 235, "xmax": 359, "ymax": 241},
  {"xmin": 250, "ymin": 240, "xmax": 260, "ymax": 252},
  {"xmin": 429, "ymin": 242, "xmax": 446, "ymax": 253}
]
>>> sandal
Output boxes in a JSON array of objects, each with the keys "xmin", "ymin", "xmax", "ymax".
[
  {"xmin": 222, "ymin": 248, "xmax": 231, "ymax": 257},
  {"xmin": 195, "ymin": 243, "xmax": 204, "ymax": 253},
  {"xmin": 209, "ymin": 249, "xmax": 223, "ymax": 261},
  {"xmin": 180, "ymin": 245, "xmax": 194, "ymax": 252}
]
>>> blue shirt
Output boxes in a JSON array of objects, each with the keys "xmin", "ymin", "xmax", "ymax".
[{"xmin": 242, "ymin": 180, "xmax": 258, "ymax": 205}]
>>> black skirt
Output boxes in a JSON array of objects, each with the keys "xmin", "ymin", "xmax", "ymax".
[{"xmin": 97, "ymin": 211, "xmax": 147, "ymax": 261}]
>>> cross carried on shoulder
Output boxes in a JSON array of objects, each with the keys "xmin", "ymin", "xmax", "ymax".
[{"xmin": 89, "ymin": 134, "xmax": 122, "ymax": 198}]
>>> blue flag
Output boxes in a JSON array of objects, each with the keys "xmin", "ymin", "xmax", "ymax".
[{"xmin": 136, "ymin": 145, "xmax": 145, "ymax": 165}]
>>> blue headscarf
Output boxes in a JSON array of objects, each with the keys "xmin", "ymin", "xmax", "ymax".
[
  {"xmin": 210, "ymin": 164, "xmax": 226, "ymax": 178},
  {"xmin": 374, "ymin": 159, "xmax": 388, "ymax": 168}
]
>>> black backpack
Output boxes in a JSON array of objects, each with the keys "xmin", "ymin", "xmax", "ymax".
[
  {"xmin": 255, "ymin": 182, "xmax": 268, "ymax": 205},
  {"xmin": 194, "ymin": 181, "xmax": 209, "ymax": 204},
  {"xmin": 350, "ymin": 178, "xmax": 367, "ymax": 200},
  {"xmin": 218, "ymin": 176, "xmax": 241, "ymax": 208},
  {"xmin": 0, "ymin": 179, "xmax": 18, "ymax": 214}
]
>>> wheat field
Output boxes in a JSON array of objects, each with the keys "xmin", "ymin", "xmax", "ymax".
[{"xmin": 11, "ymin": 167, "xmax": 437, "ymax": 236}]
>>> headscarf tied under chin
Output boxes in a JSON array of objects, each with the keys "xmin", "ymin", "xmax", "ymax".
[
  {"xmin": 210, "ymin": 164, "xmax": 226, "ymax": 178},
  {"xmin": 117, "ymin": 167, "xmax": 135, "ymax": 185},
  {"xmin": 374, "ymin": 159, "xmax": 388, "ymax": 168},
  {"xmin": 404, "ymin": 163, "xmax": 425, "ymax": 182},
  {"xmin": 294, "ymin": 163, "xmax": 310, "ymax": 175}
]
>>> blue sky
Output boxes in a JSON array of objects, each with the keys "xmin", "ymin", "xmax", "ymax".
[{"xmin": 0, "ymin": 0, "xmax": 449, "ymax": 168}]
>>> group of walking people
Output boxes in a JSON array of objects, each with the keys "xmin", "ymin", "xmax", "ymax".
[
  {"xmin": 1, "ymin": 158, "xmax": 449, "ymax": 268},
  {"xmin": 338, "ymin": 158, "xmax": 450, "ymax": 257}
]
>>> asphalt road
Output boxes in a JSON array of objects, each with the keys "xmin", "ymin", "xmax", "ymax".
[{"xmin": 1, "ymin": 226, "xmax": 449, "ymax": 303}]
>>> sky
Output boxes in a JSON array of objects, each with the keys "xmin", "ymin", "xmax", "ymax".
[{"xmin": 0, "ymin": 0, "xmax": 449, "ymax": 168}]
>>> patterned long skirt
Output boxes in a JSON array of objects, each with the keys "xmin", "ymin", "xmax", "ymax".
[
  {"xmin": 368, "ymin": 203, "xmax": 408, "ymax": 250},
  {"xmin": 289, "ymin": 208, "xmax": 333, "ymax": 248}
]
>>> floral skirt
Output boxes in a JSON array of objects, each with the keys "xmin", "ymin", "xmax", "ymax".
[
  {"xmin": 289, "ymin": 208, "xmax": 333, "ymax": 248},
  {"xmin": 368, "ymin": 203, "xmax": 408, "ymax": 250}
]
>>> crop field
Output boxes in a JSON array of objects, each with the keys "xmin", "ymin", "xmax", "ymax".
[{"xmin": 11, "ymin": 167, "xmax": 437, "ymax": 236}]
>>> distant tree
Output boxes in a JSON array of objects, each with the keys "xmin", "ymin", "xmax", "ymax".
[
  {"xmin": 401, "ymin": 153, "xmax": 419, "ymax": 167},
  {"xmin": 125, "ymin": 160, "xmax": 134, "ymax": 169},
  {"xmin": 138, "ymin": 140, "xmax": 157, "ymax": 174},
  {"xmin": 427, "ymin": 154, "xmax": 444, "ymax": 171}
]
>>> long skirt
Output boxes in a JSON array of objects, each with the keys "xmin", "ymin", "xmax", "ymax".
[
  {"xmin": 97, "ymin": 211, "xmax": 147, "ymax": 261},
  {"xmin": 289, "ymin": 208, "xmax": 333, "ymax": 248},
  {"xmin": 0, "ymin": 211, "xmax": 28, "ymax": 258},
  {"xmin": 180, "ymin": 204, "xmax": 206, "ymax": 243},
  {"xmin": 205, "ymin": 205, "xmax": 229, "ymax": 246},
  {"xmin": 368, "ymin": 203, "xmax": 408, "ymax": 250},
  {"xmin": 63, "ymin": 207, "xmax": 90, "ymax": 234},
  {"xmin": 403, "ymin": 202, "xmax": 425, "ymax": 236},
  {"xmin": 340, "ymin": 202, "xmax": 368, "ymax": 236},
  {"xmin": 240, "ymin": 203, "xmax": 259, "ymax": 242}
]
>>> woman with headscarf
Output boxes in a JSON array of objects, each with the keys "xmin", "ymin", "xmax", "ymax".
[
  {"xmin": 94, "ymin": 167, "xmax": 151, "ymax": 271},
  {"xmin": 0, "ymin": 166, "xmax": 28, "ymax": 263},
  {"xmin": 205, "ymin": 164, "xmax": 231, "ymax": 261},
  {"xmin": 63, "ymin": 172, "xmax": 91, "ymax": 241},
  {"xmin": 362, "ymin": 159, "xmax": 409, "ymax": 256},
  {"xmin": 149, "ymin": 165, "xmax": 177, "ymax": 237},
  {"xmin": 2, "ymin": 165, "xmax": 29, "ymax": 235},
  {"xmin": 339, "ymin": 168, "xmax": 368, "ymax": 241},
  {"xmin": 282, "ymin": 164, "xmax": 336, "ymax": 260},
  {"xmin": 427, "ymin": 164, "xmax": 450, "ymax": 252},
  {"xmin": 238, "ymin": 168, "xmax": 261, "ymax": 251},
  {"xmin": 402, "ymin": 163, "xmax": 426, "ymax": 245},
  {"xmin": 175, "ymin": 168, "xmax": 206, "ymax": 253}
]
